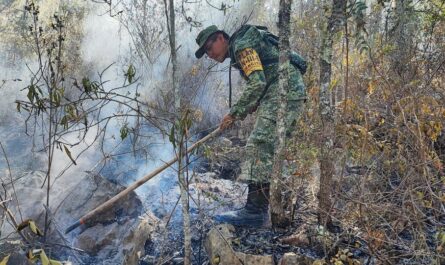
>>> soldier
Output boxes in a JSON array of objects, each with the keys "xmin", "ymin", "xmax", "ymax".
[{"xmin": 195, "ymin": 25, "xmax": 306, "ymax": 227}]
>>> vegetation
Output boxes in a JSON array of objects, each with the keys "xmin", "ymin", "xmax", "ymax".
[{"xmin": 0, "ymin": 0, "xmax": 444, "ymax": 264}]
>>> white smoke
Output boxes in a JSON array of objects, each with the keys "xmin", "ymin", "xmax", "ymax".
[
  {"xmin": 81, "ymin": 4, "xmax": 130, "ymax": 73},
  {"xmin": 0, "ymin": 0, "xmax": 282, "ymax": 236}
]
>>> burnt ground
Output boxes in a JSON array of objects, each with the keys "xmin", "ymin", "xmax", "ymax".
[
  {"xmin": 139, "ymin": 171, "xmax": 327, "ymax": 265},
  {"xmin": 138, "ymin": 169, "xmax": 378, "ymax": 265}
]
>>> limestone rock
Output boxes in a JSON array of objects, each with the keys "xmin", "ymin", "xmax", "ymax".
[
  {"xmin": 71, "ymin": 218, "xmax": 147, "ymax": 264},
  {"xmin": 56, "ymin": 173, "xmax": 148, "ymax": 263},
  {"xmin": 205, "ymin": 224, "xmax": 275, "ymax": 265},
  {"xmin": 58, "ymin": 174, "xmax": 142, "ymax": 231},
  {"xmin": 205, "ymin": 224, "xmax": 241, "ymax": 265},
  {"xmin": 122, "ymin": 212, "xmax": 160, "ymax": 265},
  {"xmin": 278, "ymin": 230, "xmax": 310, "ymax": 247},
  {"xmin": 279, "ymin": 252, "xmax": 315, "ymax": 265},
  {"xmin": 73, "ymin": 222, "xmax": 119, "ymax": 254},
  {"xmin": 235, "ymin": 252, "xmax": 274, "ymax": 265}
]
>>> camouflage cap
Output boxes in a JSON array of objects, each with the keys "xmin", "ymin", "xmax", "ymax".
[{"xmin": 195, "ymin": 25, "xmax": 228, "ymax": 59}]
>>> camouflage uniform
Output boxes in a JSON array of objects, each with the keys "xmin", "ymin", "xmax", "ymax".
[{"xmin": 227, "ymin": 25, "xmax": 306, "ymax": 184}]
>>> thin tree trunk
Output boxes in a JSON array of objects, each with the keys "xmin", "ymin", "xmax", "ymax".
[
  {"xmin": 164, "ymin": 0, "xmax": 191, "ymax": 263},
  {"xmin": 178, "ymin": 139, "xmax": 191, "ymax": 265},
  {"xmin": 270, "ymin": 0, "xmax": 292, "ymax": 228},
  {"xmin": 318, "ymin": 0, "xmax": 345, "ymax": 228}
]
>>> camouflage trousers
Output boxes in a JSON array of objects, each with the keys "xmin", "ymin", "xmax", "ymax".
[{"xmin": 237, "ymin": 68, "xmax": 306, "ymax": 184}]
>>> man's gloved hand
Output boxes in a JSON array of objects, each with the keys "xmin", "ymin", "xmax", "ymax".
[{"xmin": 220, "ymin": 114, "xmax": 235, "ymax": 130}]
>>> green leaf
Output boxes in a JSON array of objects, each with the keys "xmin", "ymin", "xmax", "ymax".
[
  {"xmin": 120, "ymin": 125, "xmax": 129, "ymax": 140},
  {"xmin": 63, "ymin": 145, "xmax": 77, "ymax": 165},
  {"xmin": 50, "ymin": 259, "xmax": 63, "ymax": 265},
  {"xmin": 17, "ymin": 219, "xmax": 43, "ymax": 236},
  {"xmin": 82, "ymin": 77, "xmax": 91, "ymax": 92},
  {"xmin": 51, "ymin": 88, "xmax": 63, "ymax": 107},
  {"xmin": 125, "ymin": 64, "xmax": 136, "ymax": 83},
  {"xmin": 169, "ymin": 125, "xmax": 176, "ymax": 149},
  {"xmin": 27, "ymin": 84, "xmax": 36, "ymax": 102},
  {"xmin": 438, "ymin": 231, "xmax": 445, "ymax": 245},
  {"xmin": 60, "ymin": 116, "xmax": 68, "ymax": 130},
  {"xmin": 39, "ymin": 250, "xmax": 50, "ymax": 265},
  {"xmin": 203, "ymin": 145, "xmax": 212, "ymax": 158},
  {"xmin": 16, "ymin": 102, "xmax": 21, "ymax": 112},
  {"xmin": 91, "ymin": 82, "xmax": 99, "ymax": 97},
  {"xmin": 29, "ymin": 220, "xmax": 43, "ymax": 236}
]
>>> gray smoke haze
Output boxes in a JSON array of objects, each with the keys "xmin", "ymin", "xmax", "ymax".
[
  {"xmin": 66, "ymin": 0, "xmax": 280, "ymax": 219},
  {"xmin": 0, "ymin": 0, "xmax": 281, "ymax": 234}
]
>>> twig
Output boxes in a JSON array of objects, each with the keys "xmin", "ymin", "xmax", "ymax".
[
  {"xmin": 0, "ymin": 198, "xmax": 12, "ymax": 204},
  {"xmin": 0, "ymin": 141, "xmax": 23, "ymax": 222},
  {"xmin": 0, "ymin": 199, "xmax": 30, "ymax": 244}
]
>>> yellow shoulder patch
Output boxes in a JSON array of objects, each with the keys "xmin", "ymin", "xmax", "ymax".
[{"xmin": 237, "ymin": 48, "xmax": 263, "ymax": 76}]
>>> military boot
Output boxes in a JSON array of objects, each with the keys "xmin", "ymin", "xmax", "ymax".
[{"xmin": 215, "ymin": 183, "xmax": 269, "ymax": 227}]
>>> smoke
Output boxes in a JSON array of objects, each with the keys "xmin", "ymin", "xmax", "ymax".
[
  {"xmin": 0, "ymin": 0, "xmax": 282, "ymax": 235},
  {"xmin": 81, "ymin": 5, "xmax": 130, "ymax": 73}
]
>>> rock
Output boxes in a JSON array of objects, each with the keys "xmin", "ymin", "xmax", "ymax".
[
  {"xmin": 71, "ymin": 219, "xmax": 151, "ymax": 264},
  {"xmin": 55, "ymin": 173, "xmax": 151, "ymax": 263},
  {"xmin": 0, "ymin": 252, "xmax": 33, "ymax": 265},
  {"xmin": 59, "ymin": 174, "xmax": 142, "ymax": 230},
  {"xmin": 122, "ymin": 213, "xmax": 160, "ymax": 265},
  {"xmin": 278, "ymin": 252, "xmax": 315, "ymax": 265},
  {"xmin": 204, "ymin": 224, "xmax": 274, "ymax": 265},
  {"xmin": 73, "ymin": 222, "xmax": 119, "ymax": 254},
  {"xmin": 1, "ymin": 170, "xmax": 155, "ymax": 263},
  {"xmin": 235, "ymin": 252, "xmax": 274, "ymax": 265},
  {"xmin": 205, "ymin": 224, "xmax": 241, "ymax": 265},
  {"xmin": 278, "ymin": 230, "xmax": 310, "ymax": 247}
]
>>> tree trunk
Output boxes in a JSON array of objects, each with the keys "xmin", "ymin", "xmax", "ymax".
[
  {"xmin": 318, "ymin": 0, "xmax": 345, "ymax": 228},
  {"xmin": 270, "ymin": 0, "xmax": 292, "ymax": 228},
  {"xmin": 165, "ymin": 0, "xmax": 191, "ymax": 263}
]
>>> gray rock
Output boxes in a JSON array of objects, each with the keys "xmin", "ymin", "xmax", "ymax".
[
  {"xmin": 278, "ymin": 252, "xmax": 315, "ymax": 265},
  {"xmin": 204, "ymin": 224, "xmax": 243, "ymax": 265},
  {"xmin": 58, "ymin": 174, "xmax": 142, "ymax": 231},
  {"xmin": 235, "ymin": 252, "xmax": 275, "ymax": 265},
  {"xmin": 57, "ymin": 174, "xmax": 151, "ymax": 263},
  {"xmin": 122, "ymin": 213, "xmax": 159, "ymax": 265},
  {"xmin": 1, "ymin": 170, "xmax": 157, "ymax": 264},
  {"xmin": 204, "ymin": 224, "xmax": 274, "ymax": 265}
]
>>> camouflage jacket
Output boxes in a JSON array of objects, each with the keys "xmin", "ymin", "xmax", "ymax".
[{"xmin": 228, "ymin": 25, "xmax": 305, "ymax": 120}]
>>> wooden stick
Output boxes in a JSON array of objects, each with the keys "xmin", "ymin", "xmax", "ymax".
[{"xmin": 65, "ymin": 127, "xmax": 221, "ymax": 234}]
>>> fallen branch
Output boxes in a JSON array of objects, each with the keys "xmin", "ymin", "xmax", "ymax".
[{"xmin": 65, "ymin": 127, "xmax": 221, "ymax": 234}]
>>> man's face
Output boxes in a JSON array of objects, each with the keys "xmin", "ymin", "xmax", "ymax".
[{"xmin": 204, "ymin": 34, "xmax": 228, "ymax": 63}]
